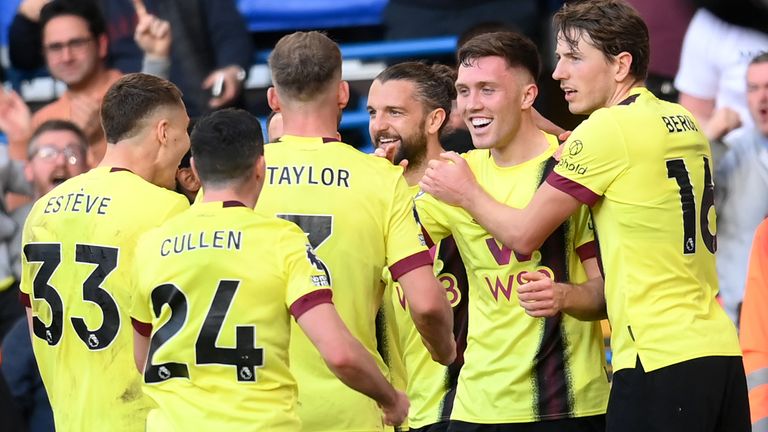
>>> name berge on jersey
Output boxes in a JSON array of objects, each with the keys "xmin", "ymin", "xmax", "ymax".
[
  {"xmin": 160, "ymin": 230, "xmax": 242, "ymax": 256},
  {"xmin": 661, "ymin": 114, "xmax": 698, "ymax": 134},
  {"xmin": 266, "ymin": 165, "xmax": 350, "ymax": 188},
  {"xmin": 43, "ymin": 190, "xmax": 112, "ymax": 215}
]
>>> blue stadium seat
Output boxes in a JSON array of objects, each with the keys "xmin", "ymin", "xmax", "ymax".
[{"xmin": 236, "ymin": 0, "xmax": 387, "ymax": 32}]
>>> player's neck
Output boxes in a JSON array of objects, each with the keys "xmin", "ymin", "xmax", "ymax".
[
  {"xmin": 281, "ymin": 106, "xmax": 340, "ymax": 139},
  {"xmin": 604, "ymin": 79, "xmax": 644, "ymax": 108},
  {"xmin": 491, "ymin": 114, "xmax": 549, "ymax": 167},
  {"xmin": 98, "ymin": 142, "xmax": 157, "ymax": 184},
  {"xmin": 200, "ymin": 188, "xmax": 256, "ymax": 208}
]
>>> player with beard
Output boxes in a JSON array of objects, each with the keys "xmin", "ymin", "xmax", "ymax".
[
  {"xmin": 368, "ymin": 61, "xmax": 470, "ymax": 432},
  {"xmin": 255, "ymin": 31, "xmax": 455, "ymax": 432}
]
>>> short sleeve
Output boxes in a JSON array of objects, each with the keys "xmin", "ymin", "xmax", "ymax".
[
  {"xmin": 128, "ymin": 233, "xmax": 154, "ymax": 328},
  {"xmin": 414, "ymin": 190, "xmax": 453, "ymax": 248},
  {"xmin": 384, "ymin": 176, "xmax": 432, "ymax": 281},
  {"xmin": 547, "ymin": 109, "xmax": 629, "ymax": 206},
  {"xmin": 570, "ymin": 205, "xmax": 597, "ymax": 262},
  {"xmin": 282, "ymin": 226, "xmax": 333, "ymax": 320}
]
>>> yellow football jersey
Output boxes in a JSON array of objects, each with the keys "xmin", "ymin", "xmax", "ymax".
[
  {"xmin": 20, "ymin": 167, "xmax": 189, "ymax": 432},
  {"xmin": 416, "ymin": 137, "xmax": 609, "ymax": 424},
  {"xmin": 255, "ymin": 135, "xmax": 431, "ymax": 432},
  {"xmin": 383, "ymin": 184, "xmax": 469, "ymax": 429},
  {"xmin": 547, "ymin": 87, "xmax": 741, "ymax": 372},
  {"xmin": 129, "ymin": 200, "xmax": 332, "ymax": 432}
]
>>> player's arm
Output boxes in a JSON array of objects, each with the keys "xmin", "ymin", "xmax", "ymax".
[
  {"xmin": 397, "ymin": 265, "xmax": 456, "ymax": 365},
  {"xmin": 420, "ymin": 153, "xmax": 579, "ymax": 254},
  {"xmin": 517, "ymin": 257, "xmax": 606, "ymax": 321},
  {"xmin": 297, "ymin": 303, "xmax": 409, "ymax": 426}
]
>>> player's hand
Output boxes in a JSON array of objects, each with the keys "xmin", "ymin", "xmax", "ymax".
[
  {"xmin": 420, "ymin": 151, "xmax": 479, "ymax": 207},
  {"xmin": 380, "ymin": 390, "xmax": 409, "ymax": 426},
  {"xmin": 704, "ymin": 107, "xmax": 741, "ymax": 141},
  {"xmin": 69, "ymin": 95, "xmax": 101, "ymax": 140},
  {"xmin": 203, "ymin": 65, "xmax": 245, "ymax": 108},
  {"xmin": 0, "ymin": 88, "xmax": 33, "ymax": 143},
  {"xmin": 373, "ymin": 142, "xmax": 408, "ymax": 169},
  {"xmin": 133, "ymin": 0, "xmax": 172, "ymax": 60},
  {"xmin": 517, "ymin": 271, "xmax": 566, "ymax": 318},
  {"xmin": 18, "ymin": 0, "xmax": 51, "ymax": 22}
]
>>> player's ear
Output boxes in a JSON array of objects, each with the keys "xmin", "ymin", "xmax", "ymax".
[
  {"xmin": 615, "ymin": 51, "xmax": 633, "ymax": 83},
  {"xmin": 156, "ymin": 118, "xmax": 170, "ymax": 146},
  {"xmin": 190, "ymin": 157, "xmax": 199, "ymax": 180},
  {"xmin": 267, "ymin": 87, "xmax": 280, "ymax": 111},
  {"xmin": 426, "ymin": 108, "xmax": 446, "ymax": 136},
  {"xmin": 521, "ymin": 83, "xmax": 538, "ymax": 110},
  {"xmin": 338, "ymin": 81, "xmax": 350, "ymax": 110}
]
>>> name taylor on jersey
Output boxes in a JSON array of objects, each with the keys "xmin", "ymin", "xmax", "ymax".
[{"xmin": 266, "ymin": 165, "xmax": 350, "ymax": 188}]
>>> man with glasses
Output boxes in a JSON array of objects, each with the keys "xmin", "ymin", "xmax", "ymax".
[
  {"xmin": 0, "ymin": 0, "xmax": 170, "ymax": 169},
  {"xmin": 1, "ymin": 119, "xmax": 88, "ymax": 430}
]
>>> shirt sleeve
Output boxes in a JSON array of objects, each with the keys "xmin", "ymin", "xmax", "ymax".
[
  {"xmin": 547, "ymin": 109, "xmax": 629, "ymax": 206},
  {"xmin": 282, "ymin": 226, "xmax": 333, "ymax": 320},
  {"xmin": 740, "ymin": 219, "xmax": 768, "ymax": 426},
  {"xmin": 384, "ymin": 176, "xmax": 432, "ymax": 281},
  {"xmin": 129, "ymin": 233, "xmax": 154, "ymax": 331},
  {"xmin": 570, "ymin": 204, "xmax": 597, "ymax": 262},
  {"xmin": 413, "ymin": 190, "xmax": 453, "ymax": 249}
]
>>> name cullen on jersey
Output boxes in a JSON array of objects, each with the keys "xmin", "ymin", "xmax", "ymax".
[
  {"xmin": 160, "ymin": 230, "xmax": 242, "ymax": 256},
  {"xmin": 266, "ymin": 165, "xmax": 350, "ymax": 188},
  {"xmin": 43, "ymin": 190, "xmax": 112, "ymax": 215}
]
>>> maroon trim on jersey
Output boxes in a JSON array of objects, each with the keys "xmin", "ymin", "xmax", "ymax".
[
  {"xmin": 321, "ymin": 137, "xmax": 340, "ymax": 143},
  {"xmin": 109, "ymin": 167, "xmax": 133, "ymax": 173},
  {"xmin": 421, "ymin": 225, "xmax": 435, "ymax": 248},
  {"xmin": 389, "ymin": 250, "xmax": 432, "ymax": 281},
  {"xmin": 545, "ymin": 172, "xmax": 600, "ymax": 207},
  {"xmin": 290, "ymin": 289, "xmax": 333, "ymax": 320},
  {"xmin": 576, "ymin": 240, "xmax": 597, "ymax": 262},
  {"xmin": 19, "ymin": 292, "xmax": 30, "ymax": 308},
  {"xmin": 222, "ymin": 200, "xmax": 247, "ymax": 208},
  {"xmin": 132, "ymin": 318, "xmax": 153, "ymax": 337}
]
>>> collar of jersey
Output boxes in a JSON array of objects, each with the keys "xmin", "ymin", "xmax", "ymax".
[{"xmin": 277, "ymin": 134, "xmax": 341, "ymax": 144}]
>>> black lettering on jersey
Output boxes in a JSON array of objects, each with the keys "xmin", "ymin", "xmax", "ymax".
[
  {"xmin": 43, "ymin": 191, "xmax": 112, "ymax": 215},
  {"xmin": 266, "ymin": 165, "xmax": 350, "ymax": 188},
  {"xmin": 160, "ymin": 231, "xmax": 242, "ymax": 256},
  {"xmin": 661, "ymin": 115, "xmax": 698, "ymax": 133}
]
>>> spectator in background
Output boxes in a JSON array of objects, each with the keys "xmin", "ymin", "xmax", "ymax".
[
  {"xmin": 1, "ymin": 120, "xmax": 87, "ymax": 432},
  {"xmin": 712, "ymin": 53, "xmax": 768, "ymax": 324},
  {"xmin": 675, "ymin": 7, "xmax": 768, "ymax": 141},
  {"xmin": 9, "ymin": 0, "xmax": 252, "ymax": 117},
  {"xmin": 626, "ymin": 0, "xmax": 695, "ymax": 101},
  {"xmin": 740, "ymin": 218, "xmax": 768, "ymax": 432},
  {"xmin": 0, "ymin": 0, "xmax": 170, "ymax": 169}
]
